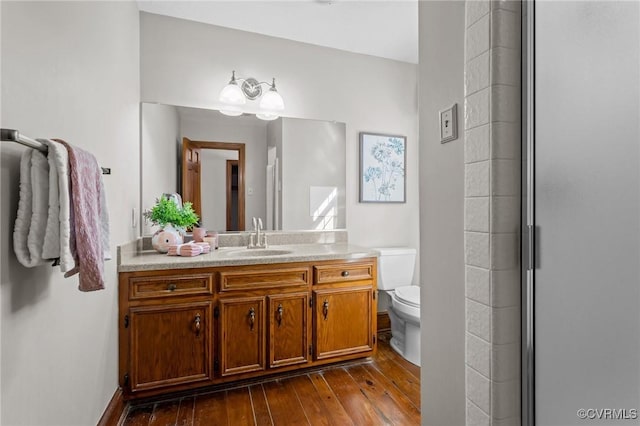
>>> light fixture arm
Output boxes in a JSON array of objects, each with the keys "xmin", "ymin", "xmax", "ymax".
[{"xmin": 229, "ymin": 71, "xmax": 278, "ymax": 100}]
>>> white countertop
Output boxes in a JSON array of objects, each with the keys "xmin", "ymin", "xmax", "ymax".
[{"xmin": 118, "ymin": 243, "xmax": 379, "ymax": 272}]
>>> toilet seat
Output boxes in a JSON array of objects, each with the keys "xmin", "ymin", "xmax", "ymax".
[
  {"xmin": 390, "ymin": 285, "xmax": 421, "ymax": 323},
  {"xmin": 394, "ymin": 285, "xmax": 420, "ymax": 308}
]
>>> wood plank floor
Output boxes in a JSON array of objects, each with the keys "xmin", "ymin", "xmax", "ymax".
[{"xmin": 121, "ymin": 333, "xmax": 420, "ymax": 426}]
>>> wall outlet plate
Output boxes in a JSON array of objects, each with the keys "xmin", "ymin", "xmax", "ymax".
[{"xmin": 440, "ymin": 103, "xmax": 458, "ymax": 144}]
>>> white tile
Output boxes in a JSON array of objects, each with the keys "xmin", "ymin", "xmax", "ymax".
[
  {"xmin": 467, "ymin": 333, "xmax": 491, "ymax": 377},
  {"xmin": 465, "ymin": 232, "xmax": 490, "ymax": 269},
  {"xmin": 492, "ymin": 380, "xmax": 520, "ymax": 419},
  {"xmin": 491, "ymin": 196, "xmax": 519, "ymax": 233},
  {"xmin": 491, "ymin": 233, "xmax": 519, "ymax": 270},
  {"xmin": 466, "ymin": 197, "xmax": 490, "ymax": 232},
  {"xmin": 467, "ymin": 299, "xmax": 491, "ymax": 342},
  {"xmin": 491, "ymin": 85, "xmax": 520, "ymax": 123},
  {"xmin": 492, "ymin": 122, "xmax": 520, "ymax": 160},
  {"xmin": 466, "ymin": 0, "xmax": 491, "ymax": 28},
  {"xmin": 491, "ymin": 269, "xmax": 520, "ymax": 308},
  {"xmin": 466, "ymin": 14, "xmax": 491, "ymax": 61},
  {"xmin": 492, "ymin": 306, "xmax": 519, "ymax": 344},
  {"xmin": 492, "ymin": 342, "xmax": 520, "ymax": 382},
  {"xmin": 491, "ymin": 159, "xmax": 519, "ymax": 196},
  {"xmin": 466, "ymin": 366, "xmax": 491, "ymax": 413},
  {"xmin": 491, "ymin": 47, "xmax": 520, "ymax": 87},
  {"xmin": 466, "ymin": 51, "xmax": 490, "ymax": 96},
  {"xmin": 465, "ymin": 88, "xmax": 490, "ymax": 129},
  {"xmin": 467, "ymin": 398, "xmax": 491, "ymax": 426},
  {"xmin": 466, "ymin": 265, "xmax": 491, "ymax": 305},
  {"xmin": 491, "ymin": 9, "xmax": 520, "ymax": 50},
  {"xmin": 465, "ymin": 161, "xmax": 490, "ymax": 197},
  {"xmin": 466, "ymin": 125, "xmax": 491, "ymax": 163},
  {"xmin": 492, "ymin": 0, "xmax": 521, "ymax": 13}
]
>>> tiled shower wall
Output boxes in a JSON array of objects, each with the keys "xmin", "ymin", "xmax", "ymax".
[{"xmin": 464, "ymin": 1, "xmax": 521, "ymax": 425}]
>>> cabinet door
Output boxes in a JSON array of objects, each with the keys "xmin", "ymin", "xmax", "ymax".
[
  {"xmin": 313, "ymin": 287, "xmax": 374, "ymax": 360},
  {"xmin": 219, "ymin": 296, "xmax": 266, "ymax": 376},
  {"xmin": 269, "ymin": 292, "xmax": 309, "ymax": 368},
  {"xmin": 129, "ymin": 302, "xmax": 212, "ymax": 392}
]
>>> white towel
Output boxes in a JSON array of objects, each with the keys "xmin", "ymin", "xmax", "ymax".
[
  {"xmin": 13, "ymin": 150, "xmax": 49, "ymax": 267},
  {"xmin": 41, "ymin": 139, "xmax": 75, "ymax": 272}
]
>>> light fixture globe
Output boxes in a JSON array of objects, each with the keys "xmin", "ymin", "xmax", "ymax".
[
  {"xmin": 255, "ymin": 111, "xmax": 279, "ymax": 121},
  {"xmin": 219, "ymin": 107, "xmax": 243, "ymax": 117},
  {"xmin": 219, "ymin": 83, "xmax": 245, "ymax": 106},
  {"xmin": 219, "ymin": 71, "xmax": 246, "ymax": 108},
  {"xmin": 257, "ymin": 79, "xmax": 284, "ymax": 121}
]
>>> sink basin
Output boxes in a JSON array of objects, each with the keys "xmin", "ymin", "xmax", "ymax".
[{"xmin": 223, "ymin": 248, "xmax": 293, "ymax": 257}]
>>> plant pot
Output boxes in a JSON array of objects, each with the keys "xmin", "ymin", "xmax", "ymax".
[{"xmin": 151, "ymin": 224, "xmax": 184, "ymax": 253}]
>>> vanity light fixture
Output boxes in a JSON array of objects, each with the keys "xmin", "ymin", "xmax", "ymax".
[{"xmin": 218, "ymin": 71, "xmax": 285, "ymax": 120}]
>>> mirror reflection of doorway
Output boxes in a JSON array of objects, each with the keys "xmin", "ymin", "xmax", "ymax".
[
  {"xmin": 226, "ymin": 160, "xmax": 239, "ymax": 231},
  {"xmin": 182, "ymin": 138, "xmax": 245, "ymax": 231}
]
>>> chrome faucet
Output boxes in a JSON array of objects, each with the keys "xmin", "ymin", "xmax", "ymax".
[{"xmin": 248, "ymin": 217, "xmax": 267, "ymax": 249}]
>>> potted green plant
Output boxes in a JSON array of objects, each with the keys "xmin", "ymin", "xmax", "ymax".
[{"xmin": 144, "ymin": 195, "xmax": 199, "ymax": 253}]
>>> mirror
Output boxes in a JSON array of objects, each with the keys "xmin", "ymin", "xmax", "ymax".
[{"xmin": 141, "ymin": 103, "xmax": 346, "ymax": 234}]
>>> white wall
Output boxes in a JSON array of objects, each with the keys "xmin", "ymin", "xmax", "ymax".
[
  {"xmin": 0, "ymin": 2, "xmax": 140, "ymax": 425},
  {"xmin": 418, "ymin": 1, "xmax": 466, "ymax": 425},
  {"xmin": 200, "ymin": 149, "xmax": 238, "ymax": 231},
  {"xmin": 278, "ymin": 118, "xmax": 346, "ymax": 231},
  {"xmin": 140, "ymin": 12, "xmax": 420, "ymax": 274},
  {"xmin": 179, "ymin": 110, "xmax": 268, "ymax": 230},
  {"xmin": 141, "ymin": 103, "xmax": 180, "ymax": 234}
]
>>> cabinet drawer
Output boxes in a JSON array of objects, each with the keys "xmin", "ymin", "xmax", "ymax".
[
  {"xmin": 313, "ymin": 262, "xmax": 374, "ymax": 284},
  {"xmin": 219, "ymin": 267, "xmax": 309, "ymax": 292},
  {"xmin": 129, "ymin": 274, "xmax": 213, "ymax": 300}
]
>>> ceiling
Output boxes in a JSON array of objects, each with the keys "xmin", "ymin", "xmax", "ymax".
[{"xmin": 136, "ymin": 1, "xmax": 418, "ymax": 64}]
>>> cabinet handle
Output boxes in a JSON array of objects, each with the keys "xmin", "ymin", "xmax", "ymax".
[
  {"xmin": 249, "ymin": 307, "xmax": 256, "ymax": 331},
  {"xmin": 341, "ymin": 270, "xmax": 350, "ymax": 277},
  {"xmin": 167, "ymin": 283, "xmax": 177, "ymax": 291},
  {"xmin": 194, "ymin": 313, "xmax": 201, "ymax": 337},
  {"xmin": 276, "ymin": 304, "xmax": 284, "ymax": 327},
  {"xmin": 322, "ymin": 300, "xmax": 329, "ymax": 320}
]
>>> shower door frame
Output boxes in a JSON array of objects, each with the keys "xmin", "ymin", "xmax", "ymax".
[{"xmin": 521, "ymin": 1, "xmax": 535, "ymax": 425}]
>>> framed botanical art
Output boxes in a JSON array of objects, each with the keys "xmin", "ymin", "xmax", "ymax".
[{"xmin": 359, "ymin": 132, "xmax": 406, "ymax": 203}]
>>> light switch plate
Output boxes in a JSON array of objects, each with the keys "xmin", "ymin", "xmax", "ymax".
[{"xmin": 440, "ymin": 103, "xmax": 458, "ymax": 143}]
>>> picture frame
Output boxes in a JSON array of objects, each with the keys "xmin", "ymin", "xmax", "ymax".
[{"xmin": 359, "ymin": 132, "xmax": 407, "ymax": 203}]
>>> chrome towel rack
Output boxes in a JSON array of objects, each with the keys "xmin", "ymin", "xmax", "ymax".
[{"xmin": 1, "ymin": 128, "xmax": 110, "ymax": 174}]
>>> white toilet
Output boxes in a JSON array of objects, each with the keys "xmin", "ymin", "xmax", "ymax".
[{"xmin": 376, "ymin": 247, "xmax": 421, "ymax": 366}]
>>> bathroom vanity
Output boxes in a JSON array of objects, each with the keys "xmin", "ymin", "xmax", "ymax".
[{"xmin": 117, "ymin": 241, "xmax": 378, "ymax": 400}]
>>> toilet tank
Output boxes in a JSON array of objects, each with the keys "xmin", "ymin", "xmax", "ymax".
[{"xmin": 375, "ymin": 247, "xmax": 417, "ymax": 290}]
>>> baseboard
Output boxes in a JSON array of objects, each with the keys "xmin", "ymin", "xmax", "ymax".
[
  {"xmin": 97, "ymin": 388, "xmax": 128, "ymax": 426},
  {"xmin": 377, "ymin": 311, "xmax": 391, "ymax": 332}
]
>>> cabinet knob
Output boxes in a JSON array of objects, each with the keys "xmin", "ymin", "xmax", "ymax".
[
  {"xmin": 276, "ymin": 304, "xmax": 284, "ymax": 327},
  {"xmin": 341, "ymin": 270, "xmax": 350, "ymax": 277},
  {"xmin": 167, "ymin": 283, "xmax": 177, "ymax": 291},
  {"xmin": 322, "ymin": 300, "xmax": 330, "ymax": 320},
  {"xmin": 194, "ymin": 313, "xmax": 201, "ymax": 337},
  {"xmin": 248, "ymin": 307, "xmax": 256, "ymax": 331}
]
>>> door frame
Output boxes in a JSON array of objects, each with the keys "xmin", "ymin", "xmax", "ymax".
[
  {"xmin": 182, "ymin": 139, "xmax": 246, "ymax": 231},
  {"xmin": 226, "ymin": 159, "xmax": 239, "ymax": 231}
]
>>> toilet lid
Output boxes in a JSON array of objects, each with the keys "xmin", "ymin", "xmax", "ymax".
[{"xmin": 395, "ymin": 286, "xmax": 420, "ymax": 308}]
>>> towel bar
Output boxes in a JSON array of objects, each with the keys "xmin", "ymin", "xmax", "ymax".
[{"xmin": 1, "ymin": 128, "xmax": 110, "ymax": 174}]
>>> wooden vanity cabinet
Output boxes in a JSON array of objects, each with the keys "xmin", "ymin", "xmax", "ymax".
[
  {"xmin": 118, "ymin": 269, "xmax": 215, "ymax": 396},
  {"xmin": 312, "ymin": 262, "xmax": 377, "ymax": 360},
  {"xmin": 218, "ymin": 295, "xmax": 266, "ymax": 376},
  {"xmin": 119, "ymin": 258, "xmax": 376, "ymax": 400},
  {"xmin": 268, "ymin": 292, "xmax": 309, "ymax": 368},
  {"xmin": 217, "ymin": 265, "xmax": 311, "ymax": 379}
]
